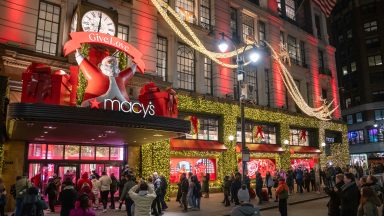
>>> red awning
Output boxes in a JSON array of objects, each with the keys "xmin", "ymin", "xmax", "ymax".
[
  {"xmin": 290, "ymin": 146, "xmax": 321, "ymax": 154},
  {"xmin": 170, "ymin": 139, "xmax": 227, "ymax": 151},
  {"xmin": 235, "ymin": 143, "xmax": 284, "ymax": 153}
]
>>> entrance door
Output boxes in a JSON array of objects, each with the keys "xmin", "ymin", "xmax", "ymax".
[{"xmin": 57, "ymin": 165, "xmax": 78, "ymax": 185}]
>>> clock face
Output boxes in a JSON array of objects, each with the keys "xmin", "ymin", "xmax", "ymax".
[
  {"xmin": 81, "ymin": 10, "xmax": 116, "ymax": 35},
  {"xmin": 70, "ymin": 13, "xmax": 78, "ymax": 32}
]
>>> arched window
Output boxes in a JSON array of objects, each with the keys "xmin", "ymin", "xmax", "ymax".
[{"xmin": 177, "ymin": 44, "xmax": 195, "ymax": 91}]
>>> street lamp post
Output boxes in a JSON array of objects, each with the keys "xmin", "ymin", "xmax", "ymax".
[{"xmin": 218, "ymin": 33, "xmax": 260, "ymax": 183}]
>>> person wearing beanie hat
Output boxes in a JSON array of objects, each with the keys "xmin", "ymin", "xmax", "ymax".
[{"xmin": 231, "ymin": 185, "xmax": 260, "ymax": 216}]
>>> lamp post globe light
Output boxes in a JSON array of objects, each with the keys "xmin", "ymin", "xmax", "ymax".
[{"xmin": 218, "ymin": 33, "xmax": 261, "ymax": 183}]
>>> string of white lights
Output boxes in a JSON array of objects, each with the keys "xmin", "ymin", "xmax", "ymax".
[{"xmin": 150, "ymin": 0, "xmax": 337, "ymax": 120}]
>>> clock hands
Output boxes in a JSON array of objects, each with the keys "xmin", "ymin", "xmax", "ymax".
[{"xmin": 97, "ymin": 11, "xmax": 102, "ymax": 32}]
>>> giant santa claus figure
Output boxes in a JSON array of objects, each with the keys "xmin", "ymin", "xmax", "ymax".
[{"xmin": 75, "ymin": 49, "xmax": 139, "ymax": 107}]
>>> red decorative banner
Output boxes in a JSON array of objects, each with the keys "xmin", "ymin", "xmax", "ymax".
[{"xmin": 63, "ymin": 32, "xmax": 145, "ymax": 72}]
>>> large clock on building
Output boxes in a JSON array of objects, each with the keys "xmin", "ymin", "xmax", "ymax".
[{"xmin": 70, "ymin": 2, "xmax": 118, "ymax": 36}]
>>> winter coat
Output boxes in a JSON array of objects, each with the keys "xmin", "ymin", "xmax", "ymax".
[
  {"xmin": 59, "ymin": 184, "xmax": 78, "ymax": 209},
  {"xmin": 357, "ymin": 194, "xmax": 381, "ymax": 216},
  {"xmin": 340, "ymin": 182, "xmax": 360, "ymax": 216},
  {"xmin": 45, "ymin": 180, "xmax": 58, "ymax": 196},
  {"xmin": 202, "ymin": 174, "xmax": 210, "ymax": 192},
  {"xmin": 224, "ymin": 179, "xmax": 231, "ymax": 195},
  {"xmin": 232, "ymin": 179, "xmax": 242, "ymax": 195},
  {"xmin": 310, "ymin": 170, "xmax": 316, "ymax": 181},
  {"xmin": 21, "ymin": 190, "xmax": 48, "ymax": 216},
  {"xmin": 181, "ymin": 178, "xmax": 189, "ymax": 193},
  {"xmin": 231, "ymin": 203, "xmax": 260, "ymax": 216},
  {"xmin": 255, "ymin": 176, "xmax": 263, "ymax": 190},
  {"xmin": 110, "ymin": 175, "xmax": 119, "ymax": 192},
  {"xmin": 69, "ymin": 208, "xmax": 96, "ymax": 216},
  {"xmin": 15, "ymin": 177, "xmax": 32, "ymax": 199},
  {"xmin": 77, "ymin": 173, "xmax": 93, "ymax": 191},
  {"xmin": 91, "ymin": 179, "xmax": 100, "ymax": 194},
  {"xmin": 276, "ymin": 182, "xmax": 289, "ymax": 200},
  {"xmin": 128, "ymin": 185, "xmax": 157, "ymax": 216},
  {"xmin": 325, "ymin": 181, "xmax": 344, "ymax": 216},
  {"xmin": 120, "ymin": 180, "xmax": 136, "ymax": 201},
  {"xmin": 99, "ymin": 175, "xmax": 112, "ymax": 192},
  {"xmin": 296, "ymin": 169, "xmax": 303, "ymax": 180},
  {"xmin": 265, "ymin": 175, "xmax": 274, "ymax": 188}
]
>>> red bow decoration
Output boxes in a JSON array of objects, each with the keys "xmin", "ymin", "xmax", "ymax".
[
  {"xmin": 254, "ymin": 125, "xmax": 264, "ymax": 139},
  {"xmin": 190, "ymin": 116, "xmax": 199, "ymax": 134},
  {"xmin": 300, "ymin": 130, "xmax": 307, "ymax": 141},
  {"xmin": 26, "ymin": 63, "xmax": 52, "ymax": 102}
]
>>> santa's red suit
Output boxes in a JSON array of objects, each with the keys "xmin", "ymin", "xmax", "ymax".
[{"xmin": 75, "ymin": 51, "xmax": 137, "ymax": 106}]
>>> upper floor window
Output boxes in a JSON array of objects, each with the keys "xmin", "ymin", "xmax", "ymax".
[
  {"xmin": 345, "ymin": 97, "xmax": 351, "ymax": 108},
  {"xmin": 176, "ymin": 0, "xmax": 195, "ymax": 23},
  {"xmin": 342, "ymin": 65, "xmax": 348, "ymax": 75},
  {"xmin": 318, "ymin": 49, "xmax": 325, "ymax": 69},
  {"xmin": 183, "ymin": 115, "xmax": 219, "ymax": 141},
  {"xmin": 351, "ymin": 62, "xmax": 356, "ymax": 72},
  {"xmin": 204, "ymin": 57, "xmax": 212, "ymax": 95},
  {"xmin": 236, "ymin": 122, "xmax": 277, "ymax": 144},
  {"xmin": 299, "ymin": 41, "xmax": 306, "ymax": 66},
  {"xmin": 375, "ymin": 109, "xmax": 384, "ymax": 120},
  {"xmin": 200, "ymin": 0, "xmax": 211, "ymax": 29},
  {"xmin": 365, "ymin": 37, "xmax": 380, "ymax": 49},
  {"xmin": 258, "ymin": 21, "xmax": 266, "ymax": 42},
  {"xmin": 368, "ymin": 128, "xmax": 379, "ymax": 143},
  {"xmin": 156, "ymin": 36, "xmax": 168, "ymax": 81},
  {"xmin": 242, "ymin": 14, "xmax": 254, "ymax": 42},
  {"xmin": 364, "ymin": 20, "xmax": 378, "ymax": 32},
  {"xmin": 280, "ymin": 31, "xmax": 285, "ymax": 44},
  {"xmin": 347, "ymin": 114, "xmax": 353, "ymax": 125},
  {"xmin": 348, "ymin": 130, "xmax": 364, "ymax": 145},
  {"xmin": 372, "ymin": 90, "xmax": 384, "ymax": 102},
  {"xmin": 368, "ymin": 55, "xmax": 382, "ymax": 67},
  {"xmin": 177, "ymin": 43, "xmax": 195, "ymax": 91},
  {"xmin": 287, "ymin": 35, "xmax": 298, "ymax": 64},
  {"xmin": 36, "ymin": 1, "xmax": 61, "ymax": 56},
  {"xmin": 356, "ymin": 112, "xmax": 363, "ymax": 123},
  {"xmin": 314, "ymin": 15, "xmax": 322, "ymax": 39},
  {"xmin": 117, "ymin": 25, "xmax": 129, "ymax": 42},
  {"xmin": 289, "ymin": 128, "xmax": 314, "ymax": 146},
  {"xmin": 285, "ymin": 0, "xmax": 296, "ymax": 20},
  {"xmin": 230, "ymin": 7, "xmax": 238, "ymax": 39},
  {"xmin": 244, "ymin": 65, "xmax": 258, "ymax": 103}
]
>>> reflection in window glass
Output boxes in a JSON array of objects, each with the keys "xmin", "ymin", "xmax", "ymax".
[
  {"xmin": 110, "ymin": 147, "xmax": 124, "ymax": 161},
  {"xmin": 236, "ymin": 122, "xmax": 277, "ymax": 144},
  {"xmin": 28, "ymin": 163, "xmax": 41, "ymax": 179},
  {"xmin": 47, "ymin": 145, "xmax": 63, "ymax": 160},
  {"xmin": 28, "ymin": 144, "xmax": 47, "ymax": 159},
  {"xmin": 348, "ymin": 130, "xmax": 365, "ymax": 145},
  {"xmin": 289, "ymin": 129, "xmax": 309, "ymax": 146},
  {"xmin": 64, "ymin": 145, "xmax": 80, "ymax": 160},
  {"xmin": 369, "ymin": 129, "xmax": 379, "ymax": 143},
  {"xmin": 106, "ymin": 165, "xmax": 120, "ymax": 180},
  {"xmin": 81, "ymin": 146, "xmax": 95, "ymax": 160},
  {"xmin": 96, "ymin": 147, "xmax": 110, "ymax": 160}
]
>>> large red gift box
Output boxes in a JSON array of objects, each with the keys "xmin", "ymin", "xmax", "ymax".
[
  {"xmin": 21, "ymin": 63, "xmax": 63, "ymax": 105},
  {"xmin": 139, "ymin": 82, "xmax": 178, "ymax": 118}
]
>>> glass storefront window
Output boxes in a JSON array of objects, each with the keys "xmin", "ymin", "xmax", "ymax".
[
  {"xmin": 28, "ymin": 144, "xmax": 47, "ymax": 159},
  {"xmin": 236, "ymin": 122, "xmax": 277, "ymax": 144},
  {"xmin": 28, "ymin": 163, "xmax": 41, "ymax": 179},
  {"xmin": 80, "ymin": 164, "xmax": 104, "ymax": 176},
  {"xmin": 110, "ymin": 147, "xmax": 124, "ymax": 161},
  {"xmin": 184, "ymin": 116, "xmax": 219, "ymax": 141},
  {"xmin": 289, "ymin": 129, "xmax": 309, "ymax": 146},
  {"xmin": 81, "ymin": 146, "xmax": 95, "ymax": 160},
  {"xmin": 369, "ymin": 129, "xmax": 379, "ymax": 143},
  {"xmin": 47, "ymin": 145, "xmax": 63, "ymax": 160},
  {"xmin": 348, "ymin": 130, "xmax": 365, "ymax": 144},
  {"xmin": 96, "ymin": 147, "xmax": 109, "ymax": 160},
  {"xmin": 64, "ymin": 145, "xmax": 80, "ymax": 160},
  {"xmin": 106, "ymin": 165, "xmax": 120, "ymax": 180}
]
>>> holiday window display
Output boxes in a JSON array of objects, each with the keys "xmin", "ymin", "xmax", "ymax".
[
  {"xmin": 169, "ymin": 158, "xmax": 216, "ymax": 183},
  {"xmin": 237, "ymin": 159, "xmax": 276, "ymax": 178},
  {"xmin": 290, "ymin": 158, "xmax": 316, "ymax": 170}
]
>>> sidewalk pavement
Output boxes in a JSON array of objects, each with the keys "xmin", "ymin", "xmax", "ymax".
[{"xmin": 40, "ymin": 191, "xmax": 327, "ymax": 216}]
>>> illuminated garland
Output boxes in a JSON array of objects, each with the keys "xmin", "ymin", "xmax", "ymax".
[
  {"xmin": 151, "ymin": 0, "xmax": 338, "ymax": 121},
  {"xmin": 76, "ymin": 44, "xmax": 90, "ymax": 105}
]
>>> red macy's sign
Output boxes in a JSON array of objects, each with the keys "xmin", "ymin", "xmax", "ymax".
[{"xmin": 63, "ymin": 32, "xmax": 145, "ymax": 72}]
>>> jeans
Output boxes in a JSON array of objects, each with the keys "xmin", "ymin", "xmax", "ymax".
[
  {"xmin": 181, "ymin": 192, "xmax": 188, "ymax": 210},
  {"xmin": 193, "ymin": 195, "xmax": 200, "ymax": 209},
  {"xmin": 256, "ymin": 188, "xmax": 262, "ymax": 203},
  {"xmin": 100, "ymin": 190, "xmax": 109, "ymax": 209},
  {"xmin": 110, "ymin": 190, "xmax": 116, "ymax": 209},
  {"xmin": 48, "ymin": 193, "xmax": 56, "ymax": 212},
  {"xmin": 279, "ymin": 198, "xmax": 287, "ymax": 216},
  {"xmin": 125, "ymin": 198, "xmax": 134, "ymax": 216},
  {"xmin": 15, "ymin": 198, "xmax": 23, "ymax": 216},
  {"xmin": 187, "ymin": 190, "xmax": 194, "ymax": 207},
  {"xmin": 151, "ymin": 196, "xmax": 162, "ymax": 215},
  {"xmin": 160, "ymin": 192, "xmax": 167, "ymax": 209},
  {"xmin": 297, "ymin": 179, "xmax": 303, "ymax": 193}
]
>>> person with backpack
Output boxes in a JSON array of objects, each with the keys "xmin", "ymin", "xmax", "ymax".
[
  {"xmin": 59, "ymin": 178, "xmax": 78, "ymax": 216},
  {"xmin": 99, "ymin": 171, "xmax": 112, "ymax": 213},
  {"xmin": 77, "ymin": 172, "xmax": 93, "ymax": 192},
  {"xmin": 109, "ymin": 173, "xmax": 119, "ymax": 209},
  {"xmin": 192, "ymin": 175, "xmax": 201, "ymax": 210},
  {"xmin": 69, "ymin": 194, "xmax": 96, "ymax": 216},
  {"xmin": 276, "ymin": 179, "xmax": 289, "ymax": 216},
  {"xmin": 159, "ymin": 174, "xmax": 168, "ymax": 210},
  {"xmin": 15, "ymin": 176, "xmax": 32, "ymax": 216},
  {"xmin": 78, "ymin": 182, "xmax": 95, "ymax": 206},
  {"xmin": 21, "ymin": 186, "xmax": 48, "ymax": 216},
  {"xmin": 45, "ymin": 178, "xmax": 58, "ymax": 213},
  {"xmin": 119, "ymin": 174, "xmax": 136, "ymax": 216}
]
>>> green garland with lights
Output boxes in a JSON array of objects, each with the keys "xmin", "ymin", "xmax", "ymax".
[
  {"xmin": 141, "ymin": 94, "xmax": 349, "ymax": 196},
  {"xmin": 76, "ymin": 44, "xmax": 90, "ymax": 106}
]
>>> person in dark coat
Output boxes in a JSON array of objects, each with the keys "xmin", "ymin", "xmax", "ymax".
[
  {"xmin": 45, "ymin": 178, "xmax": 58, "ymax": 213},
  {"xmin": 324, "ymin": 173, "xmax": 344, "ymax": 216},
  {"xmin": 223, "ymin": 176, "xmax": 231, "ymax": 207},
  {"xmin": 180, "ymin": 173, "xmax": 189, "ymax": 212},
  {"xmin": 310, "ymin": 168, "xmax": 316, "ymax": 191},
  {"xmin": 304, "ymin": 169, "xmax": 310, "ymax": 192},
  {"xmin": 231, "ymin": 173, "xmax": 242, "ymax": 205},
  {"xmin": 255, "ymin": 172, "xmax": 263, "ymax": 204},
  {"xmin": 286, "ymin": 170, "xmax": 294, "ymax": 195},
  {"xmin": 202, "ymin": 173, "xmax": 210, "ymax": 198},
  {"xmin": 21, "ymin": 186, "xmax": 48, "ymax": 216},
  {"xmin": 295, "ymin": 167, "xmax": 304, "ymax": 193},
  {"xmin": 59, "ymin": 178, "xmax": 78, "ymax": 216},
  {"xmin": 339, "ymin": 173, "xmax": 360, "ymax": 216}
]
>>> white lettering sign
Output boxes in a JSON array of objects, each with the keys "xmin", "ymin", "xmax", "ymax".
[{"xmin": 104, "ymin": 99, "xmax": 155, "ymax": 118}]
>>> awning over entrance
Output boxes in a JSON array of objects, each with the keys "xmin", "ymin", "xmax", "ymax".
[{"xmin": 7, "ymin": 103, "xmax": 190, "ymax": 145}]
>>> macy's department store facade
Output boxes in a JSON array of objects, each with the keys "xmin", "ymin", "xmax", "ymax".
[{"xmin": 0, "ymin": 31, "xmax": 349, "ymax": 207}]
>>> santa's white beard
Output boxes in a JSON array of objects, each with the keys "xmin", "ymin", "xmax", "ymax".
[{"xmin": 100, "ymin": 64, "xmax": 120, "ymax": 77}]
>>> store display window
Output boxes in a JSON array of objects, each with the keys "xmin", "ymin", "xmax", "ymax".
[
  {"xmin": 170, "ymin": 158, "xmax": 216, "ymax": 183},
  {"xmin": 237, "ymin": 159, "xmax": 276, "ymax": 178},
  {"xmin": 291, "ymin": 158, "xmax": 315, "ymax": 170},
  {"xmin": 47, "ymin": 145, "xmax": 64, "ymax": 160},
  {"xmin": 28, "ymin": 144, "xmax": 47, "ymax": 159},
  {"xmin": 96, "ymin": 147, "xmax": 110, "ymax": 160}
]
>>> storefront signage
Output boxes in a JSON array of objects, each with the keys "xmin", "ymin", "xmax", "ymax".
[
  {"xmin": 325, "ymin": 137, "xmax": 335, "ymax": 143},
  {"xmin": 64, "ymin": 32, "xmax": 145, "ymax": 72},
  {"xmin": 103, "ymin": 99, "xmax": 155, "ymax": 118}
]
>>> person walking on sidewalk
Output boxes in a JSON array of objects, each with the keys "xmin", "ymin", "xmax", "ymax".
[
  {"xmin": 118, "ymin": 174, "xmax": 127, "ymax": 211},
  {"xmin": 99, "ymin": 171, "xmax": 112, "ymax": 213},
  {"xmin": 90, "ymin": 175, "xmax": 101, "ymax": 210},
  {"xmin": 59, "ymin": 178, "xmax": 77, "ymax": 216},
  {"xmin": 265, "ymin": 172, "xmax": 274, "ymax": 199},
  {"xmin": 255, "ymin": 172, "xmax": 263, "ymax": 204},
  {"xmin": 232, "ymin": 173, "xmax": 242, "ymax": 205},
  {"xmin": 223, "ymin": 176, "xmax": 231, "ymax": 207},
  {"xmin": 202, "ymin": 173, "xmax": 210, "ymax": 198},
  {"xmin": 180, "ymin": 173, "xmax": 189, "ymax": 212},
  {"xmin": 295, "ymin": 167, "xmax": 304, "ymax": 193},
  {"xmin": 119, "ymin": 174, "xmax": 136, "ymax": 216},
  {"xmin": 128, "ymin": 182, "xmax": 157, "ymax": 216},
  {"xmin": 109, "ymin": 173, "xmax": 119, "ymax": 209},
  {"xmin": 324, "ymin": 173, "xmax": 344, "ymax": 216},
  {"xmin": 276, "ymin": 179, "xmax": 289, "ymax": 216},
  {"xmin": 45, "ymin": 178, "xmax": 58, "ymax": 213},
  {"xmin": 339, "ymin": 173, "xmax": 360, "ymax": 216}
]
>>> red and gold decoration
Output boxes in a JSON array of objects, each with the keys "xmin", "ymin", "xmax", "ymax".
[
  {"xmin": 253, "ymin": 125, "xmax": 264, "ymax": 142},
  {"xmin": 187, "ymin": 115, "xmax": 200, "ymax": 135}
]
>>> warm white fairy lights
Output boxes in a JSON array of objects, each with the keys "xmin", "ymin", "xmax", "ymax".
[{"xmin": 151, "ymin": 0, "xmax": 338, "ymax": 120}]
